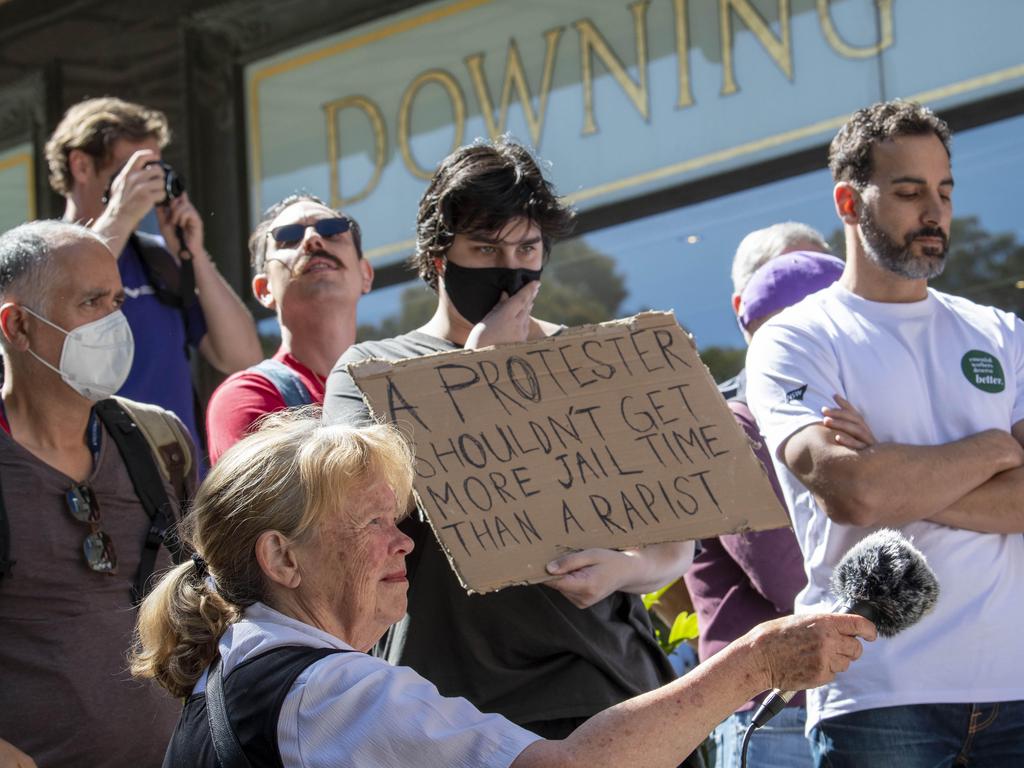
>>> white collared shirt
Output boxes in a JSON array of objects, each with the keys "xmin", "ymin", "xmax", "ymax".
[{"xmin": 196, "ymin": 603, "xmax": 540, "ymax": 767}]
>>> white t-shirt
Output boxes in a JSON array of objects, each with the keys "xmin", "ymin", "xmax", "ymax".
[
  {"xmin": 196, "ymin": 603, "xmax": 540, "ymax": 767},
  {"xmin": 745, "ymin": 283, "xmax": 1024, "ymax": 731}
]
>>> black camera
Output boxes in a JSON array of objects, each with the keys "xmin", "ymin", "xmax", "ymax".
[
  {"xmin": 101, "ymin": 159, "xmax": 186, "ymax": 206},
  {"xmin": 144, "ymin": 160, "xmax": 186, "ymax": 206}
]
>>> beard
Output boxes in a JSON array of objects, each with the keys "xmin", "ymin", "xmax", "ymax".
[{"xmin": 859, "ymin": 208, "xmax": 948, "ymax": 280}]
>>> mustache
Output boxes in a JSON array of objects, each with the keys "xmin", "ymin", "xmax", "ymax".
[
  {"xmin": 905, "ymin": 227, "xmax": 948, "ymax": 247},
  {"xmin": 294, "ymin": 249, "xmax": 343, "ymax": 271}
]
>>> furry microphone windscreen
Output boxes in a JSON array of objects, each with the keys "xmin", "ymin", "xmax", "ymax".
[{"xmin": 830, "ymin": 528, "xmax": 940, "ymax": 637}]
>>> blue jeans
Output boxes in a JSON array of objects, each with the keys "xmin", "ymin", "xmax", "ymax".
[
  {"xmin": 810, "ymin": 701, "xmax": 1024, "ymax": 767},
  {"xmin": 713, "ymin": 706, "xmax": 813, "ymax": 768}
]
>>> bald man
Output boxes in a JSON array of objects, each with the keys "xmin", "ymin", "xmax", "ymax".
[{"xmin": 0, "ymin": 221, "xmax": 193, "ymax": 767}]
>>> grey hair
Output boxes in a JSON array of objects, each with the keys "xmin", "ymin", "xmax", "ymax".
[
  {"xmin": 730, "ymin": 222, "xmax": 831, "ymax": 294},
  {"xmin": 0, "ymin": 220, "xmax": 108, "ymax": 311}
]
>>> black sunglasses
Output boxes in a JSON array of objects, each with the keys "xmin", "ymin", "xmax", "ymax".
[
  {"xmin": 65, "ymin": 483, "xmax": 117, "ymax": 574},
  {"xmin": 270, "ymin": 217, "xmax": 351, "ymax": 248}
]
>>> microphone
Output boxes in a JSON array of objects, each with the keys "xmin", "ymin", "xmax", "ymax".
[{"xmin": 750, "ymin": 529, "xmax": 939, "ymax": 728}]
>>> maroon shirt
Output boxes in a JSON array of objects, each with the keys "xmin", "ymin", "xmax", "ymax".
[
  {"xmin": 683, "ymin": 397, "xmax": 807, "ymax": 711},
  {"xmin": 0, "ymin": 406, "xmax": 189, "ymax": 766}
]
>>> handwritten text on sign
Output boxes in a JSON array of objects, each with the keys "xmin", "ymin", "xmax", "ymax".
[{"xmin": 350, "ymin": 312, "xmax": 788, "ymax": 593}]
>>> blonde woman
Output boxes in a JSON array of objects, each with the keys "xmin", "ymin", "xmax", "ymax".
[{"xmin": 131, "ymin": 414, "xmax": 875, "ymax": 767}]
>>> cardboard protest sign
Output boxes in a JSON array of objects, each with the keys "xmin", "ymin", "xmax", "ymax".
[{"xmin": 349, "ymin": 311, "xmax": 788, "ymax": 593}]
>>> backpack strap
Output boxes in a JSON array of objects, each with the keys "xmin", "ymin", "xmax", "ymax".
[
  {"xmin": 248, "ymin": 359, "xmax": 313, "ymax": 409},
  {"xmin": 201, "ymin": 647, "xmax": 348, "ymax": 768},
  {"xmin": 93, "ymin": 398, "xmax": 189, "ymax": 603},
  {"xmin": 207, "ymin": 657, "xmax": 252, "ymax": 768},
  {"xmin": 129, "ymin": 232, "xmax": 197, "ymax": 312},
  {"xmin": 108, "ymin": 395, "xmax": 193, "ymax": 503}
]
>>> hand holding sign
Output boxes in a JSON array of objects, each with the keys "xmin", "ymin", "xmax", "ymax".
[
  {"xmin": 349, "ymin": 311, "xmax": 789, "ymax": 593},
  {"xmin": 545, "ymin": 543, "xmax": 694, "ymax": 609}
]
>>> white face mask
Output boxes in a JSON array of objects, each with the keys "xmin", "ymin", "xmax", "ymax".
[{"xmin": 22, "ymin": 307, "xmax": 135, "ymax": 401}]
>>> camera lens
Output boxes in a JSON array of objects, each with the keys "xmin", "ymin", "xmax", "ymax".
[
  {"xmin": 142, "ymin": 160, "xmax": 186, "ymax": 205},
  {"xmin": 165, "ymin": 168, "xmax": 185, "ymax": 200}
]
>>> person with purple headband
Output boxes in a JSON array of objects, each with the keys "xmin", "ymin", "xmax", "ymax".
[
  {"xmin": 736, "ymin": 252, "xmax": 847, "ymax": 335},
  {"xmin": 686, "ymin": 245, "xmax": 844, "ymax": 768}
]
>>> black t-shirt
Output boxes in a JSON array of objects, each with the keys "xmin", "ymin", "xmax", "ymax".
[{"xmin": 324, "ymin": 330, "xmax": 675, "ymax": 725}]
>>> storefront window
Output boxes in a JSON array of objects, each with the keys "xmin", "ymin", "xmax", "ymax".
[
  {"xmin": 353, "ymin": 110, "xmax": 1024, "ymax": 381},
  {"xmin": 0, "ymin": 143, "xmax": 35, "ymax": 232}
]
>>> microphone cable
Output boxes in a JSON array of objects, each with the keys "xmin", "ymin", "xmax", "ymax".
[
  {"xmin": 738, "ymin": 529, "xmax": 939, "ymax": 767},
  {"xmin": 739, "ymin": 721, "xmax": 755, "ymax": 768}
]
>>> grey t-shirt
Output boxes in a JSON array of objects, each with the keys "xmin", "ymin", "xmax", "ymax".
[
  {"xmin": 0, "ymin": 411, "xmax": 188, "ymax": 767},
  {"xmin": 324, "ymin": 330, "xmax": 674, "ymax": 727}
]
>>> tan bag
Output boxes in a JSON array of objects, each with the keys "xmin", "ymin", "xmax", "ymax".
[{"xmin": 110, "ymin": 395, "xmax": 193, "ymax": 501}]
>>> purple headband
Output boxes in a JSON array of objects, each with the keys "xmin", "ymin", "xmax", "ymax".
[{"xmin": 738, "ymin": 251, "xmax": 845, "ymax": 330}]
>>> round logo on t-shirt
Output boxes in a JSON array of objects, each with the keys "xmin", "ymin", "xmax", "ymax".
[{"xmin": 960, "ymin": 350, "xmax": 1005, "ymax": 393}]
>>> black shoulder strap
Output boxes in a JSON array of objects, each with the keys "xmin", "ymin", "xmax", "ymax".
[
  {"xmin": 248, "ymin": 360, "xmax": 313, "ymax": 409},
  {"xmin": 129, "ymin": 232, "xmax": 196, "ymax": 311},
  {"xmin": 207, "ymin": 658, "xmax": 251, "ymax": 768},
  {"xmin": 205, "ymin": 647, "xmax": 348, "ymax": 768},
  {"xmin": 0, "ymin": 472, "xmax": 12, "ymax": 580},
  {"xmin": 93, "ymin": 399, "xmax": 183, "ymax": 603},
  {"xmin": 129, "ymin": 232, "xmax": 197, "ymax": 372}
]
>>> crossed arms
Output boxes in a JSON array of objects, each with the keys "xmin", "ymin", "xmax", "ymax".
[{"xmin": 782, "ymin": 396, "xmax": 1024, "ymax": 533}]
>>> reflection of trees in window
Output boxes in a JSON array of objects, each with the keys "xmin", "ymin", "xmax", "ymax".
[
  {"xmin": 932, "ymin": 217, "xmax": 1024, "ymax": 318},
  {"xmin": 697, "ymin": 345, "xmax": 746, "ymax": 383},
  {"xmin": 830, "ymin": 216, "xmax": 1024, "ymax": 317},
  {"xmin": 700, "ymin": 216, "xmax": 1024, "ymax": 385},
  {"xmin": 355, "ymin": 236, "xmax": 756, "ymax": 382},
  {"xmin": 356, "ymin": 238, "xmax": 629, "ymax": 342},
  {"xmin": 356, "ymin": 282, "xmax": 436, "ymax": 342}
]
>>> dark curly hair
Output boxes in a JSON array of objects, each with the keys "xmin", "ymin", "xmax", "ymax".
[
  {"xmin": 412, "ymin": 138, "xmax": 576, "ymax": 290},
  {"xmin": 829, "ymin": 100, "xmax": 951, "ymax": 187},
  {"xmin": 248, "ymin": 193, "xmax": 362, "ymax": 275}
]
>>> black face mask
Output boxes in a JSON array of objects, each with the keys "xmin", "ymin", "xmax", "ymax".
[{"xmin": 443, "ymin": 261, "xmax": 543, "ymax": 324}]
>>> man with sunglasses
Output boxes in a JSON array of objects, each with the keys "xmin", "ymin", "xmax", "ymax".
[
  {"xmin": 0, "ymin": 221, "xmax": 193, "ymax": 767},
  {"xmin": 45, "ymin": 96, "xmax": 261, "ymax": 455},
  {"xmin": 205, "ymin": 194, "xmax": 373, "ymax": 463}
]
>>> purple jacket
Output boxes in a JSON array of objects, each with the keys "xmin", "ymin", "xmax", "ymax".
[{"xmin": 683, "ymin": 396, "xmax": 807, "ymax": 710}]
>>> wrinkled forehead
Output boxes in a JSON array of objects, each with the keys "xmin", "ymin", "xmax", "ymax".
[
  {"xmin": 51, "ymin": 236, "xmax": 122, "ymax": 294},
  {"xmin": 270, "ymin": 201, "xmax": 339, "ymax": 231},
  {"xmin": 351, "ymin": 479, "xmax": 402, "ymax": 522}
]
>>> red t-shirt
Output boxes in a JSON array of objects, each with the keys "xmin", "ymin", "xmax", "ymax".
[{"xmin": 206, "ymin": 348, "xmax": 326, "ymax": 464}]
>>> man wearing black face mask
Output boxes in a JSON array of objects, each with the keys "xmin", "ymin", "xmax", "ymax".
[{"xmin": 323, "ymin": 139, "xmax": 695, "ymax": 742}]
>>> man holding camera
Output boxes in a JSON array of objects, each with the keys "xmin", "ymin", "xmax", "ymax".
[{"xmin": 46, "ymin": 97, "xmax": 260, "ymax": 451}]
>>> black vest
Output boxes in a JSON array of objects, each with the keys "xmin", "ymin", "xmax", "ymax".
[{"xmin": 163, "ymin": 646, "xmax": 349, "ymax": 768}]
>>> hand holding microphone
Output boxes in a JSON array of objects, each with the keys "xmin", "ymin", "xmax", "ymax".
[
  {"xmin": 745, "ymin": 612, "xmax": 875, "ymax": 698},
  {"xmin": 751, "ymin": 528, "xmax": 940, "ymax": 728}
]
